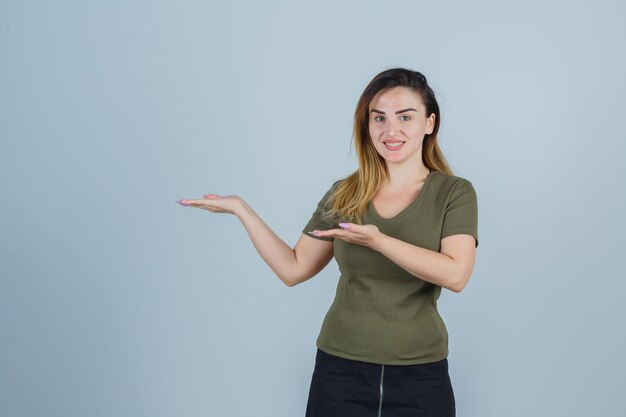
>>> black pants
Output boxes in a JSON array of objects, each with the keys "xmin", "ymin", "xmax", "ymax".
[{"xmin": 305, "ymin": 348, "xmax": 456, "ymax": 417}]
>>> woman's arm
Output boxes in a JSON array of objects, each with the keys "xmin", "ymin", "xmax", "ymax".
[
  {"xmin": 235, "ymin": 200, "xmax": 334, "ymax": 287},
  {"xmin": 310, "ymin": 223, "xmax": 476, "ymax": 292},
  {"xmin": 178, "ymin": 195, "xmax": 334, "ymax": 287},
  {"xmin": 370, "ymin": 233, "xmax": 476, "ymax": 292}
]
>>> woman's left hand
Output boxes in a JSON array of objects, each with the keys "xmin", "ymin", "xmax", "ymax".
[{"xmin": 308, "ymin": 223, "xmax": 383, "ymax": 249}]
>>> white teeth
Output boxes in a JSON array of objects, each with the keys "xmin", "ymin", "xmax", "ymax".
[{"xmin": 385, "ymin": 142, "xmax": 404, "ymax": 146}]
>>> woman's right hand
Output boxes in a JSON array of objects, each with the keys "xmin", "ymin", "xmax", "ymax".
[{"xmin": 176, "ymin": 194, "xmax": 244, "ymax": 216}]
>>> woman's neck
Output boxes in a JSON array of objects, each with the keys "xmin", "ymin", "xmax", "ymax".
[{"xmin": 384, "ymin": 164, "xmax": 431, "ymax": 188}]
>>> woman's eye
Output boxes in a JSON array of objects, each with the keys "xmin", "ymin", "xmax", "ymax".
[{"xmin": 373, "ymin": 115, "xmax": 410, "ymax": 122}]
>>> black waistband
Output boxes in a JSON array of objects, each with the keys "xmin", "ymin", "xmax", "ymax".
[{"xmin": 316, "ymin": 348, "xmax": 448, "ymax": 377}]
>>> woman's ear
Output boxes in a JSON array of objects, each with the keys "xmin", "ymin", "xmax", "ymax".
[{"xmin": 426, "ymin": 113, "xmax": 436, "ymax": 134}]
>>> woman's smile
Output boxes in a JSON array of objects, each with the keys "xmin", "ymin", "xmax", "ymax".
[{"xmin": 383, "ymin": 140, "xmax": 406, "ymax": 150}]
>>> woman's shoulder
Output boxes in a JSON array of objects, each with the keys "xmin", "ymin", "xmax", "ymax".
[
  {"xmin": 431, "ymin": 170, "xmax": 474, "ymax": 185},
  {"xmin": 429, "ymin": 171, "xmax": 476, "ymax": 195},
  {"xmin": 315, "ymin": 177, "xmax": 347, "ymax": 203},
  {"xmin": 329, "ymin": 177, "xmax": 350, "ymax": 190}
]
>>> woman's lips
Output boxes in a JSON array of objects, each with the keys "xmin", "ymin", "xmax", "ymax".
[{"xmin": 383, "ymin": 141, "xmax": 405, "ymax": 150}]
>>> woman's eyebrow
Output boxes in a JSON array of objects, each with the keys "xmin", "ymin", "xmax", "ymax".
[{"xmin": 370, "ymin": 108, "xmax": 418, "ymax": 114}]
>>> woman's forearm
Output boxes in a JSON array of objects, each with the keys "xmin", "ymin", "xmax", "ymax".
[
  {"xmin": 370, "ymin": 233, "xmax": 462, "ymax": 292},
  {"xmin": 235, "ymin": 200, "xmax": 298, "ymax": 286}
]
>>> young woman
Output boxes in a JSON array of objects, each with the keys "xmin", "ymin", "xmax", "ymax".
[{"xmin": 177, "ymin": 67, "xmax": 478, "ymax": 417}]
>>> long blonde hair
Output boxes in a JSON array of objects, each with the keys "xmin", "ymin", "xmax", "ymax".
[{"xmin": 322, "ymin": 67, "xmax": 455, "ymax": 225}]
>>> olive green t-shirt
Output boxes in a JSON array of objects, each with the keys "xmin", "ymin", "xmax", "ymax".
[{"xmin": 302, "ymin": 171, "xmax": 479, "ymax": 365}]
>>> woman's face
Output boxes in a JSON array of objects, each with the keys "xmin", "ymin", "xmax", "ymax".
[{"xmin": 368, "ymin": 86, "xmax": 435, "ymax": 167}]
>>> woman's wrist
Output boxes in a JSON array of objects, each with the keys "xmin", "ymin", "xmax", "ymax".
[
  {"xmin": 368, "ymin": 230, "xmax": 388, "ymax": 252},
  {"xmin": 233, "ymin": 197, "xmax": 253, "ymax": 220}
]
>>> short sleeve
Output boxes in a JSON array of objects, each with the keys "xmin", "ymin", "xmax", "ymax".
[
  {"xmin": 441, "ymin": 179, "xmax": 479, "ymax": 248},
  {"xmin": 302, "ymin": 181, "xmax": 341, "ymax": 242}
]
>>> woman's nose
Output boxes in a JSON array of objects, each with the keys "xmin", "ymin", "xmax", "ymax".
[{"xmin": 386, "ymin": 119, "xmax": 401, "ymax": 135}]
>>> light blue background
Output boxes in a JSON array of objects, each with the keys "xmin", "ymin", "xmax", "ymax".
[{"xmin": 2, "ymin": 1, "xmax": 625, "ymax": 416}]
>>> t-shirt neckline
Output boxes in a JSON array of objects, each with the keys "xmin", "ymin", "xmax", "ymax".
[{"xmin": 368, "ymin": 171, "xmax": 435, "ymax": 223}]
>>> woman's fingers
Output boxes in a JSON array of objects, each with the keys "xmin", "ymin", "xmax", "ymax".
[
  {"xmin": 176, "ymin": 199, "xmax": 205, "ymax": 208},
  {"xmin": 310, "ymin": 223, "xmax": 381, "ymax": 248},
  {"xmin": 180, "ymin": 198, "xmax": 227, "ymax": 213},
  {"xmin": 176, "ymin": 199, "xmax": 199, "ymax": 206},
  {"xmin": 176, "ymin": 194, "xmax": 241, "ymax": 215}
]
